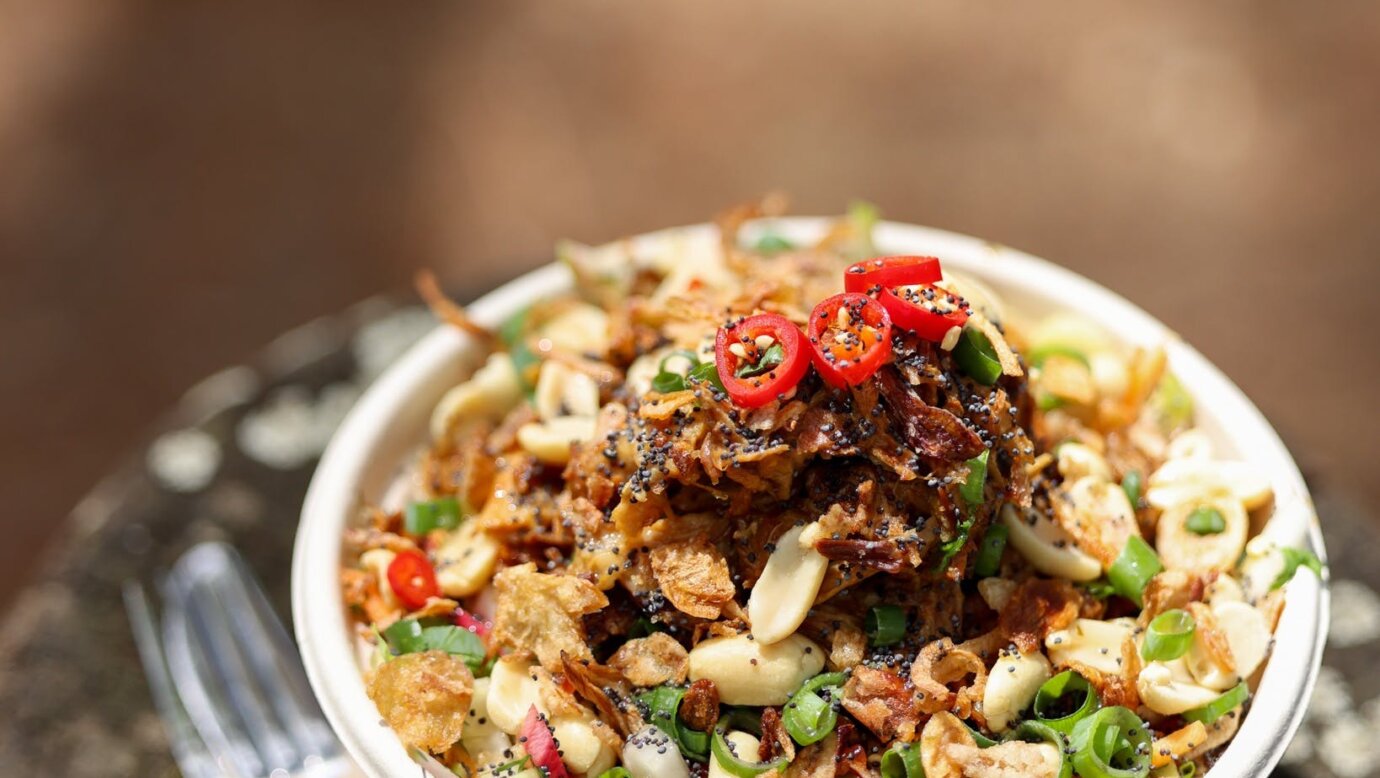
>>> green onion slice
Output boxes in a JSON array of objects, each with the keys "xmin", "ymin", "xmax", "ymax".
[
  {"xmin": 865, "ymin": 605, "xmax": 906, "ymax": 647},
  {"xmin": 711, "ymin": 709, "xmax": 790, "ymax": 777},
  {"xmin": 1034, "ymin": 670, "xmax": 1100, "ymax": 733},
  {"xmin": 595, "ymin": 769, "xmax": 631, "ymax": 778},
  {"xmin": 1107, "ymin": 536, "xmax": 1163, "ymax": 607},
  {"xmin": 966, "ymin": 720, "xmax": 999, "ymax": 748},
  {"xmin": 1122, "ymin": 470, "xmax": 1143, "ymax": 509},
  {"xmin": 1005, "ymin": 720, "xmax": 1073, "ymax": 778},
  {"xmin": 879, "ymin": 742, "xmax": 924, "ymax": 778},
  {"xmin": 1028, "ymin": 343, "xmax": 1090, "ymax": 368},
  {"xmin": 955, "ymin": 325, "xmax": 1003, "ymax": 386},
  {"xmin": 1179, "ymin": 761, "xmax": 1197, "ymax": 777},
  {"xmin": 754, "ymin": 234, "xmax": 795, "ymax": 254},
  {"xmin": 783, "ymin": 672, "xmax": 847, "ymax": 746},
  {"xmin": 639, "ymin": 685, "xmax": 711, "ymax": 762},
  {"xmin": 1081, "ymin": 578, "xmax": 1118, "ymax": 599},
  {"xmin": 1271, "ymin": 547, "xmax": 1325, "ymax": 591},
  {"xmin": 1141, "ymin": 609, "xmax": 1195, "ymax": 662},
  {"xmin": 959, "ymin": 450, "xmax": 991, "ymax": 507},
  {"xmin": 403, "ymin": 496, "xmax": 463, "ymax": 536},
  {"xmin": 973, "ymin": 523, "xmax": 1009, "ymax": 578},
  {"xmin": 1181, "ymin": 681, "xmax": 1249, "ymax": 724},
  {"xmin": 1068, "ymin": 705, "xmax": 1153, "ymax": 778},
  {"xmin": 1184, "ymin": 506, "xmax": 1225, "ymax": 535}
]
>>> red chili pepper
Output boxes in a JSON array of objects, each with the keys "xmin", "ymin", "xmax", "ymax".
[
  {"xmin": 843, "ymin": 255, "xmax": 942, "ymax": 294},
  {"xmin": 454, "ymin": 607, "xmax": 491, "ymax": 637},
  {"xmin": 807, "ymin": 293, "xmax": 893, "ymax": 388},
  {"xmin": 714, "ymin": 313, "xmax": 811, "ymax": 408},
  {"xmin": 386, "ymin": 550, "xmax": 440, "ymax": 610},
  {"xmin": 878, "ymin": 284, "xmax": 970, "ymax": 342},
  {"xmin": 519, "ymin": 705, "xmax": 570, "ymax": 778}
]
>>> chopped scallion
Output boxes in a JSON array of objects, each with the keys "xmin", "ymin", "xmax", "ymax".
[
  {"xmin": 1141, "ymin": 609, "xmax": 1195, "ymax": 662},
  {"xmin": 880, "ymin": 742, "xmax": 924, "ymax": 778},
  {"xmin": 865, "ymin": 605, "xmax": 906, "ymax": 647},
  {"xmin": 959, "ymin": 449, "xmax": 991, "ymax": 507},
  {"xmin": 1034, "ymin": 670, "xmax": 1100, "ymax": 733},
  {"xmin": 782, "ymin": 672, "xmax": 847, "ymax": 745},
  {"xmin": 973, "ymin": 523, "xmax": 1008, "ymax": 577},
  {"xmin": 1121, "ymin": 470, "xmax": 1143, "ymax": 509},
  {"xmin": 403, "ymin": 496, "xmax": 463, "ymax": 536},
  {"xmin": 955, "ymin": 325, "xmax": 1003, "ymax": 385},
  {"xmin": 1107, "ymin": 536, "xmax": 1162, "ymax": 607},
  {"xmin": 1181, "ymin": 681, "xmax": 1248, "ymax": 724},
  {"xmin": 639, "ymin": 685, "xmax": 710, "ymax": 762},
  {"xmin": 1068, "ymin": 705, "xmax": 1153, "ymax": 778},
  {"xmin": 754, "ymin": 234, "xmax": 795, "ymax": 253},
  {"xmin": 711, "ymin": 709, "xmax": 789, "ymax": 777},
  {"xmin": 1184, "ymin": 506, "xmax": 1225, "ymax": 535},
  {"xmin": 1271, "ymin": 547, "xmax": 1325, "ymax": 590}
]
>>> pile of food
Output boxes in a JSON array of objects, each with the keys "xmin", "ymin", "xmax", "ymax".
[{"xmin": 341, "ymin": 201, "xmax": 1323, "ymax": 778}]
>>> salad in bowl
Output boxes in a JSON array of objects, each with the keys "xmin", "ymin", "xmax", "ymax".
[{"xmin": 300, "ymin": 200, "xmax": 1326, "ymax": 778}]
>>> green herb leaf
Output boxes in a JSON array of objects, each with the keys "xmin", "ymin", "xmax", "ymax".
[
  {"xmin": 688, "ymin": 361, "xmax": 726, "ymax": 393},
  {"xmin": 734, "ymin": 342, "xmax": 785, "ymax": 379},
  {"xmin": 382, "ymin": 619, "xmax": 488, "ymax": 674}
]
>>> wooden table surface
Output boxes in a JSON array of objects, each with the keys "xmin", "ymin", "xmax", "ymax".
[{"xmin": 1, "ymin": 1, "xmax": 1378, "ymax": 611}]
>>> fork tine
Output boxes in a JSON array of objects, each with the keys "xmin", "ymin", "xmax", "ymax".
[
  {"xmin": 162, "ymin": 568, "xmax": 265, "ymax": 777},
  {"xmin": 122, "ymin": 580, "xmax": 225, "ymax": 778},
  {"xmin": 217, "ymin": 546, "xmax": 341, "ymax": 759},
  {"xmin": 184, "ymin": 574, "xmax": 302, "ymax": 771}
]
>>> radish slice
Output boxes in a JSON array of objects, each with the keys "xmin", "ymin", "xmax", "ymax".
[{"xmin": 520, "ymin": 705, "xmax": 570, "ymax": 778}]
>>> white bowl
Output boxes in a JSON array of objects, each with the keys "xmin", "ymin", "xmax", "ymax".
[{"xmin": 293, "ymin": 218, "xmax": 1328, "ymax": 778}]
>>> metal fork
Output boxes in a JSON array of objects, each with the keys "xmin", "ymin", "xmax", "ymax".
[{"xmin": 124, "ymin": 542, "xmax": 356, "ymax": 778}]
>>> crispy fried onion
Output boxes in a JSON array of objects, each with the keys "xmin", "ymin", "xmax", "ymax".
[
  {"xmin": 415, "ymin": 269, "xmax": 495, "ymax": 343},
  {"xmin": 607, "ymin": 632, "xmax": 689, "ymax": 687},
  {"xmin": 878, "ymin": 368, "xmax": 985, "ymax": 462},
  {"xmin": 759, "ymin": 706, "xmax": 797, "ymax": 762},
  {"xmin": 367, "ymin": 651, "xmax": 474, "ymax": 754},
  {"xmin": 559, "ymin": 652, "xmax": 639, "ymax": 739},
  {"xmin": 1140, "ymin": 570, "xmax": 1211, "ymax": 624},
  {"xmin": 909, "ymin": 638, "xmax": 989, "ymax": 722},
  {"xmin": 1187, "ymin": 601, "xmax": 1236, "ymax": 675},
  {"xmin": 921, "ymin": 711, "xmax": 1062, "ymax": 778},
  {"xmin": 648, "ymin": 536, "xmax": 735, "ymax": 619},
  {"xmin": 997, "ymin": 578, "xmax": 1084, "ymax": 653},
  {"xmin": 841, "ymin": 665, "xmax": 923, "ymax": 743},
  {"xmin": 491, "ymin": 563, "xmax": 608, "ymax": 671}
]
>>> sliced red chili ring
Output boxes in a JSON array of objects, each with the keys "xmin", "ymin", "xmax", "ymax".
[
  {"xmin": 386, "ymin": 550, "xmax": 440, "ymax": 610},
  {"xmin": 843, "ymin": 255, "xmax": 942, "ymax": 294},
  {"xmin": 807, "ymin": 293, "xmax": 893, "ymax": 388},
  {"xmin": 714, "ymin": 313, "xmax": 811, "ymax": 408},
  {"xmin": 879, "ymin": 284, "xmax": 971, "ymax": 342}
]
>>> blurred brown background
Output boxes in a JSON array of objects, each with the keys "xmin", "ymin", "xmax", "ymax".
[{"xmin": 1, "ymin": 1, "xmax": 1377, "ymax": 611}]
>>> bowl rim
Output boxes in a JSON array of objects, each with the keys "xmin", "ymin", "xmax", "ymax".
[{"xmin": 292, "ymin": 217, "xmax": 1328, "ymax": 778}]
